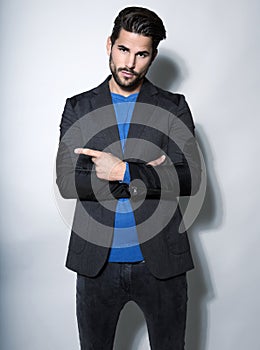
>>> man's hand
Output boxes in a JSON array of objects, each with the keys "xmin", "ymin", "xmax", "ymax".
[
  {"xmin": 74, "ymin": 148, "xmax": 126, "ymax": 181},
  {"xmin": 74, "ymin": 148, "xmax": 166, "ymax": 181}
]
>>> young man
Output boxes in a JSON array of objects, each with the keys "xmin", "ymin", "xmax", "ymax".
[{"xmin": 56, "ymin": 6, "xmax": 201, "ymax": 350}]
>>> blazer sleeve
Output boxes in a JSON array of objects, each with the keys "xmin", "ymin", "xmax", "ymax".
[
  {"xmin": 127, "ymin": 95, "xmax": 202, "ymax": 198},
  {"xmin": 56, "ymin": 98, "xmax": 130, "ymax": 201}
]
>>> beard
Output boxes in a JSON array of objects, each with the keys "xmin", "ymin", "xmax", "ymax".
[{"xmin": 109, "ymin": 54, "xmax": 150, "ymax": 91}]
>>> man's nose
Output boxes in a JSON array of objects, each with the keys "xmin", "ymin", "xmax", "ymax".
[{"xmin": 125, "ymin": 54, "xmax": 136, "ymax": 69}]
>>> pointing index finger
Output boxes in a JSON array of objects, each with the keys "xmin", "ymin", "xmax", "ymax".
[{"xmin": 74, "ymin": 148, "xmax": 102, "ymax": 157}]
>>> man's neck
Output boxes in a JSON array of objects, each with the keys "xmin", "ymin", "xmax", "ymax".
[{"xmin": 108, "ymin": 77, "xmax": 143, "ymax": 97}]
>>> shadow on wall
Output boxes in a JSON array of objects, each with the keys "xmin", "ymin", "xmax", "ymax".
[
  {"xmin": 185, "ymin": 125, "xmax": 223, "ymax": 350},
  {"xmin": 147, "ymin": 48, "xmax": 189, "ymax": 91},
  {"xmin": 113, "ymin": 49, "xmax": 223, "ymax": 350}
]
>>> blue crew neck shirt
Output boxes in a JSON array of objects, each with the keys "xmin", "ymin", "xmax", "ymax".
[{"xmin": 108, "ymin": 92, "xmax": 144, "ymax": 262}]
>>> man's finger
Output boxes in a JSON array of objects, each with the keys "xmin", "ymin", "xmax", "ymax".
[
  {"xmin": 74, "ymin": 148, "xmax": 102, "ymax": 157},
  {"xmin": 147, "ymin": 155, "xmax": 166, "ymax": 166}
]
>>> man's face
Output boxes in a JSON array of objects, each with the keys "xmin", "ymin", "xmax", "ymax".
[{"xmin": 107, "ymin": 28, "xmax": 156, "ymax": 91}]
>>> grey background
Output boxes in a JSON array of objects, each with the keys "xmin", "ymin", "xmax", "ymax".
[{"xmin": 1, "ymin": 0, "xmax": 260, "ymax": 349}]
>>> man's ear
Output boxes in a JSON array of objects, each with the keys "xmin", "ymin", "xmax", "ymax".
[{"xmin": 106, "ymin": 36, "xmax": 112, "ymax": 56}]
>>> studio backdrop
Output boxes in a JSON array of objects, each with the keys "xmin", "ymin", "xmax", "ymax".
[{"xmin": 1, "ymin": 0, "xmax": 259, "ymax": 349}]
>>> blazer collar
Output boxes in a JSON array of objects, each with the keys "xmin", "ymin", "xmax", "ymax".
[{"xmin": 91, "ymin": 75, "xmax": 159, "ymax": 107}]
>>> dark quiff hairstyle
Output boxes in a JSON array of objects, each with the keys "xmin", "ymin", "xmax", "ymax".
[{"xmin": 110, "ymin": 7, "xmax": 166, "ymax": 56}]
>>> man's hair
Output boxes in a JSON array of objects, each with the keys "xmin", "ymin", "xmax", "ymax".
[{"xmin": 110, "ymin": 7, "xmax": 166, "ymax": 55}]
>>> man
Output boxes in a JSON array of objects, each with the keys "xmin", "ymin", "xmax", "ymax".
[{"xmin": 56, "ymin": 6, "xmax": 201, "ymax": 350}]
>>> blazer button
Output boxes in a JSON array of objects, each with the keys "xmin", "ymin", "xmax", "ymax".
[
  {"xmin": 130, "ymin": 185, "xmax": 138, "ymax": 196},
  {"xmin": 129, "ymin": 179, "xmax": 147, "ymax": 199}
]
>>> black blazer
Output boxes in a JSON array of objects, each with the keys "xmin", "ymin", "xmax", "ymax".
[{"xmin": 56, "ymin": 76, "xmax": 201, "ymax": 279}]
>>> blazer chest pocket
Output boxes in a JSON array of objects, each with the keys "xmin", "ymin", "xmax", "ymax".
[{"xmin": 69, "ymin": 231, "xmax": 87, "ymax": 254}]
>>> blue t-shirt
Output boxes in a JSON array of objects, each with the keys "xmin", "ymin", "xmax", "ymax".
[{"xmin": 108, "ymin": 93, "xmax": 144, "ymax": 262}]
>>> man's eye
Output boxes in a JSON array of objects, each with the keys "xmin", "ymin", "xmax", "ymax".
[
  {"xmin": 119, "ymin": 47, "xmax": 127, "ymax": 52},
  {"xmin": 138, "ymin": 53, "xmax": 148, "ymax": 58}
]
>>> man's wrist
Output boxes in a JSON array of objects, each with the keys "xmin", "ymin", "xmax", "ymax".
[{"xmin": 115, "ymin": 161, "xmax": 126, "ymax": 181}]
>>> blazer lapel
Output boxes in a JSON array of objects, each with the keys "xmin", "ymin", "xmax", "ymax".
[
  {"xmin": 124, "ymin": 78, "xmax": 159, "ymax": 158},
  {"xmin": 90, "ymin": 77, "xmax": 123, "ymax": 158}
]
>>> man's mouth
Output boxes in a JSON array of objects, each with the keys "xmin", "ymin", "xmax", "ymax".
[{"xmin": 119, "ymin": 69, "xmax": 137, "ymax": 78}]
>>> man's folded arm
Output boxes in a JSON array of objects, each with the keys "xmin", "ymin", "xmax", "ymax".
[
  {"xmin": 56, "ymin": 96, "xmax": 202, "ymax": 201},
  {"xmin": 127, "ymin": 96, "xmax": 202, "ymax": 198}
]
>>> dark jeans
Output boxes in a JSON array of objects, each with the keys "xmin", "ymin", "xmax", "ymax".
[{"xmin": 76, "ymin": 261, "xmax": 188, "ymax": 350}]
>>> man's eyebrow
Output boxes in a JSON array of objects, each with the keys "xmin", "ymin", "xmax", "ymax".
[
  {"xmin": 117, "ymin": 45, "xmax": 129, "ymax": 51},
  {"xmin": 117, "ymin": 45, "xmax": 150, "ymax": 56}
]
